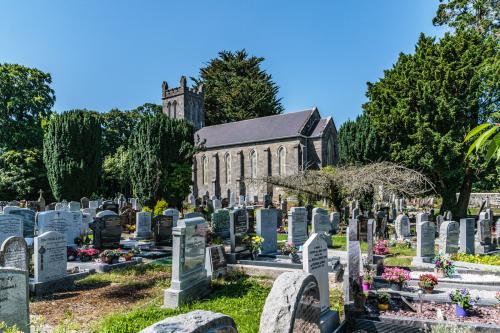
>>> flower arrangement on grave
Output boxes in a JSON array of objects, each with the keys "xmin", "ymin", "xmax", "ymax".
[
  {"xmin": 279, "ymin": 241, "xmax": 297, "ymax": 255},
  {"xmin": 381, "ymin": 266, "xmax": 410, "ymax": 291},
  {"xmin": 374, "ymin": 240, "xmax": 390, "ymax": 255},
  {"xmin": 377, "ymin": 292, "xmax": 390, "ymax": 311},
  {"xmin": 418, "ymin": 273, "xmax": 438, "ymax": 293},
  {"xmin": 67, "ymin": 247, "xmax": 78, "ymax": 261},
  {"xmin": 99, "ymin": 249, "xmax": 122, "ymax": 264},
  {"xmin": 78, "ymin": 248, "xmax": 100, "ymax": 262},
  {"xmin": 362, "ymin": 268, "xmax": 374, "ymax": 293},
  {"xmin": 123, "ymin": 248, "xmax": 140, "ymax": 261},
  {"xmin": 277, "ymin": 226, "xmax": 286, "ymax": 234},
  {"xmin": 449, "ymin": 288, "xmax": 479, "ymax": 317},
  {"xmin": 433, "ymin": 253, "xmax": 455, "ymax": 277},
  {"xmin": 243, "ymin": 234, "xmax": 264, "ymax": 259},
  {"xmin": 396, "ymin": 239, "xmax": 412, "ymax": 248}
]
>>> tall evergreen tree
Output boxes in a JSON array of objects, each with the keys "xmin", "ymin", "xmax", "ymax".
[
  {"xmin": 128, "ymin": 114, "xmax": 194, "ymax": 207},
  {"xmin": 338, "ymin": 114, "xmax": 388, "ymax": 165},
  {"xmin": 193, "ymin": 49, "xmax": 283, "ymax": 125},
  {"xmin": 43, "ymin": 110, "xmax": 102, "ymax": 200}
]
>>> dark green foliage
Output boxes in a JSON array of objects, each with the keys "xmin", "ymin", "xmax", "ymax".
[
  {"xmin": 338, "ymin": 114, "xmax": 388, "ymax": 165},
  {"xmin": 0, "ymin": 149, "xmax": 50, "ymax": 200},
  {"xmin": 100, "ymin": 108, "xmax": 141, "ymax": 157},
  {"xmin": 101, "ymin": 146, "xmax": 131, "ymax": 198},
  {"xmin": 364, "ymin": 30, "xmax": 498, "ymax": 215},
  {"xmin": 43, "ymin": 110, "xmax": 102, "ymax": 201},
  {"xmin": 0, "ymin": 63, "xmax": 55, "ymax": 150},
  {"xmin": 128, "ymin": 114, "xmax": 194, "ymax": 207},
  {"xmin": 193, "ymin": 49, "xmax": 283, "ymax": 126}
]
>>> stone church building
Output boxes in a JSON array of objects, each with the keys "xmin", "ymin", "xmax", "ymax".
[{"xmin": 162, "ymin": 76, "xmax": 339, "ymax": 202}]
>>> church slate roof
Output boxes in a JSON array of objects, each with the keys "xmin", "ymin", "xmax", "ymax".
[
  {"xmin": 195, "ymin": 108, "xmax": 318, "ymax": 148},
  {"xmin": 310, "ymin": 117, "xmax": 332, "ymax": 138}
]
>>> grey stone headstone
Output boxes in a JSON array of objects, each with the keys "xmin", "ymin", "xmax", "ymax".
[
  {"xmin": 311, "ymin": 208, "xmax": 331, "ymax": 247},
  {"xmin": 0, "ymin": 267, "xmax": 30, "ymax": 333},
  {"xmin": 90, "ymin": 215, "xmax": 122, "ymax": 249},
  {"xmin": 185, "ymin": 212, "xmax": 204, "ymax": 219},
  {"xmin": 68, "ymin": 201, "xmax": 80, "ymax": 212},
  {"xmin": 229, "ymin": 192, "xmax": 236, "ymax": 207},
  {"xmin": 0, "ymin": 214, "xmax": 23, "ymax": 245},
  {"xmin": 348, "ymin": 218, "xmax": 358, "ymax": 241},
  {"xmin": 136, "ymin": 212, "xmax": 152, "ymax": 239},
  {"xmin": 36, "ymin": 210, "xmax": 79, "ymax": 246},
  {"xmin": 152, "ymin": 215, "xmax": 173, "ymax": 246},
  {"xmin": 139, "ymin": 310, "xmax": 237, "ymax": 333},
  {"xmin": 259, "ymin": 271, "xmax": 322, "ymax": 333},
  {"xmin": 439, "ymin": 221, "xmax": 459, "ymax": 254},
  {"xmin": 288, "ymin": 207, "xmax": 308, "ymax": 246},
  {"xmin": 459, "ymin": 218, "xmax": 475, "ymax": 254},
  {"xmin": 256, "ymin": 208, "xmax": 278, "ymax": 254},
  {"xmin": 395, "ymin": 214, "xmax": 410, "ymax": 239},
  {"xmin": 34, "ymin": 231, "xmax": 67, "ymax": 283},
  {"xmin": 0, "ymin": 236, "xmax": 29, "ymax": 271},
  {"xmin": 416, "ymin": 212, "xmax": 430, "ymax": 225},
  {"xmin": 476, "ymin": 219, "xmax": 492, "ymax": 254},
  {"xmin": 2, "ymin": 207, "xmax": 35, "ymax": 238},
  {"xmin": 96, "ymin": 210, "xmax": 117, "ymax": 217},
  {"xmin": 211, "ymin": 209, "xmax": 230, "ymax": 239},
  {"xmin": 330, "ymin": 212, "xmax": 340, "ymax": 234},
  {"xmin": 367, "ymin": 219, "xmax": 374, "ymax": 264},
  {"xmin": 212, "ymin": 199, "xmax": 222, "ymax": 211},
  {"xmin": 163, "ymin": 208, "xmax": 180, "ymax": 227},
  {"xmin": 205, "ymin": 245, "xmax": 227, "ymax": 279},
  {"xmin": 229, "ymin": 208, "xmax": 248, "ymax": 253},
  {"xmin": 80, "ymin": 197, "xmax": 89, "ymax": 209},
  {"xmin": 415, "ymin": 221, "xmax": 436, "ymax": 263},
  {"xmin": 496, "ymin": 218, "xmax": 500, "ymax": 246},
  {"xmin": 89, "ymin": 200, "xmax": 99, "ymax": 209},
  {"xmin": 164, "ymin": 217, "xmax": 210, "ymax": 309},
  {"xmin": 303, "ymin": 234, "xmax": 329, "ymax": 313}
]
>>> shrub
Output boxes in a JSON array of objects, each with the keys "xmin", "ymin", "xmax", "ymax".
[{"xmin": 452, "ymin": 253, "xmax": 500, "ymax": 266}]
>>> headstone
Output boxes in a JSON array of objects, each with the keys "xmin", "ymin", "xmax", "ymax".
[
  {"xmin": 288, "ymin": 207, "xmax": 308, "ymax": 246},
  {"xmin": 68, "ymin": 201, "xmax": 80, "ymax": 212},
  {"xmin": 36, "ymin": 210, "xmax": 79, "ymax": 246},
  {"xmin": 414, "ymin": 220, "xmax": 436, "ymax": 263},
  {"xmin": 185, "ymin": 212, "xmax": 204, "ymax": 219},
  {"xmin": 330, "ymin": 212, "xmax": 340, "ymax": 234},
  {"xmin": 187, "ymin": 194, "xmax": 196, "ymax": 206},
  {"xmin": 33, "ymin": 231, "xmax": 67, "ymax": 283},
  {"xmin": 96, "ymin": 210, "xmax": 118, "ymax": 217},
  {"xmin": 136, "ymin": 212, "xmax": 152, "ymax": 239},
  {"xmin": 37, "ymin": 190, "xmax": 46, "ymax": 211},
  {"xmin": 80, "ymin": 197, "xmax": 89, "ymax": 209},
  {"xmin": 211, "ymin": 209, "xmax": 230, "ymax": 239},
  {"xmin": 496, "ymin": 218, "xmax": 500, "ymax": 246},
  {"xmin": 347, "ymin": 228, "xmax": 362, "ymax": 301},
  {"xmin": 476, "ymin": 219, "xmax": 492, "ymax": 254},
  {"xmin": 259, "ymin": 272, "xmax": 322, "ymax": 333},
  {"xmin": 256, "ymin": 208, "xmax": 278, "ymax": 254},
  {"xmin": 89, "ymin": 200, "xmax": 99, "ymax": 209},
  {"xmin": 459, "ymin": 218, "xmax": 475, "ymax": 254},
  {"xmin": 54, "ymin": 202, "xmax": 66, "ymax": 211},
  {"xmin": 303, "ymin": 234, "xmax": 329, "ymax": 312},
  {"xmin": 164, "ymin": 217, "xmax": 210, "ymax": 308},
  {"xmin": 367, "ymin": 219, "xmax": 374, "ymax": 264},
  {"xmin": 205, "ymin": 245, "xmax": 227, "ymax": 279},
  {"xmin": 348, "ymin": 218, "xmax": 359, "ymax": 241},
  {"xmin": 439, "ymin": 221, "xmax": 459, "ymax": 254},
  {"xmin": 351, "ymin": 207, "xmax": 360, "ymax": 219},
  {"xmin": 229, "ymin": 208, "xmax": 248, "ymax": 253},
  {"xmin": 0, "ymin": 215, "xmax": 23, "ymax": 245},
  {"xmin": 0, "ymin": 268, "xmax": 30, "ymax": 333},
  {"xmin": 0, "ymin": 237, "xmax": 29, "ymax": 271},
  {"xmin": 395, "ymin": 214, "xmax": 410, "ymax": 239},
  {"xmin": 212, "ymin": 199, "xmax": 222, "ymax": 210},
  {"xmin": 416, "ymin": 212, "xmax": 430, "ymax": 225},
  {"xmin": 357, "ymin": 215, "xmax": 369, "ymax": 241},
  {"xmin": 311, "ymin": 208, "xmax": 331, "ymax": 247},
  {"xmin": 163, "ymin": 208, "xmax": 180, "ymax": 227},
  {"xmin": 239, "ymin": 195, "xmax": 245, "ymax": 206},
  {"xmin": 229, "ymin": 192, "xmax": 236, "ymax": 207},
  {"xmin": 445, "ymin": 211, "xmax": 453, "ymax": 221},
  {"xmin": 90, "ymin": 215, "xmax": 122, "ymax": 249},
  {"xmin": 2, "ymin": 208, "xmax": 34, "ymax": 238},
  {"xmin": 101, "ymin": 201, "xmax": 119, "ymax": 214},
  {"xmin": 139, "ymin": 310, "xmax": 237, "ymax": 333},
  {"xmin": 152, "ymin": 215, "xmax": 173, "ymax": 246}
]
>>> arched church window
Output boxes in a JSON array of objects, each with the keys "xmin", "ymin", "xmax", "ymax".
[
  {"xmin": 202, "ymin": 156, "xmax": 209, "ymax": 185},
  {"xmin": 250, "ymin": 150, "xmax": 257, "ymax": 179},
  {"xmin": 278, "ymin": 147, "xmax": 286, "ymax": 176},
  {"xmin": 173, "ymin": 101, "xmax": 177, "ymax": 118},
  {"xmin": 327, "ymin": 136, "xmax": 335, "ymax": 165},
  {"xmin": 224, "ymin": 153, "xmax": 231, "ymax": 184},
  {"xmin": 167, "ymin": 102, "xmax": 172, "ymax": 117}
]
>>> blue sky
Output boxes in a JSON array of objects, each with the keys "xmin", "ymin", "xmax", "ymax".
[{"xmin": 0, "ymin": 1, "xmax": 445, "ymax": 126}]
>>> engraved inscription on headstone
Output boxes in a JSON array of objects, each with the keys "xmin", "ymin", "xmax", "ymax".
[
  {"xmin": 0, "ymin": 268, "xmax": 30, "ymax": 333},
  {"xmin": 0, "ymin": 237, "xmax": 29, "ymax": 271},
  {"xmin": 33, "ymin": 231, "xmax": 67, "ymax": 283}
]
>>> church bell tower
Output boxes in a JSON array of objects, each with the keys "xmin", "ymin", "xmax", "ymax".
[{"xmin": 161, "ymin": 76, "xmax": 205, "ymax": 130}]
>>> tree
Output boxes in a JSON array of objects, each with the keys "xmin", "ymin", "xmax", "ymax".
[
  {"xmin": 0, "ymin": 63, "xmax": 55, "ymax": 150},
  {"xmin": 100, "ymin": 146, "xmax": 131, "ymax": 198},
  {"xmin": 364, "ymin": 30, "xmax": 498, "ymax": 216},
  {"xmin": 338, "ymin": 114, "xmax": 388, "ymax": 165},
  {"xmin": 464, "ymin": 112, "xmax": 499, "ymax": 162},
  {"xmin": 0, "ymin": 149, "xmax": 50, "ymax": 200},
  {"xmin": 128, "ymin": 114, "xmax": 195, "ymax": 207},
  {"xmin": 433, "ymin": 0, "xmax": 499, "ymax": 37},
  {"xmin": 193, "ymin": 50, "xmax": 283, "ymax": 125},
  {"xmin": 43, "ymin": 110, "xmax": 102, "ymax": 200}
]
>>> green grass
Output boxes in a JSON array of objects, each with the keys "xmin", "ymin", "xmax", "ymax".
[
  {"xmin": 277, "ymin": 233, "xmax": 287, "ymax": 242},
  {"xmin": 93, "ymin": 274, "xmax": 270, "ymax": 333},
  {"xmin": 383, "ymin": 244, "xmax": 416, "ymax": 267},
  {"xmin": 452, "ymin": 253, "xmax": 500, "ymax": 266},
  {"xmin": 331, "ymin": 235, "xmax": 368, "ymax": 252},
  {"xmin": 383, "ymin": 256, "xmax": 412, "ymax": 267}
]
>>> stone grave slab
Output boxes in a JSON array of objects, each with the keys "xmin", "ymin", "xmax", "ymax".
[
  {"xmin": 0, "ymin": 236, "xmax": 28, "ymax": 271},
  {"xmin": 0, "ymin": 214, "xmax": 23, "ymax": 245},
  {"xmin": 256, "ymin": 208, "xmax": 278, "ymax": 254},
  {"xmin": 0, "ymin": 268, "xmax": 30, "ymax": 333},
  {"xmin": 288, "ymin": 207, "xmax": 308, "ymax": 246},
  {"xmin": 205, "ymin": 245, "xmax": 227, "ymax": 279}
]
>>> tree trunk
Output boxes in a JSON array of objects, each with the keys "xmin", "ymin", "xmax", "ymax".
[
  {"xmin": 454, "ymin": 167, "xmax": 474, "ymax": 219},
  {"xmin": 438, "ymin": 179, "xmax": 456, "ymax": 215}
]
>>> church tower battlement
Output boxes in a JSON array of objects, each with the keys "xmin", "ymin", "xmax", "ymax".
[{"xmin": 161, "ymin": 76, "xmax": 205, "ymax": 130}]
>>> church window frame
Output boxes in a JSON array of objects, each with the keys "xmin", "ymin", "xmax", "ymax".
[
  {"xmin": 250, "ymin": 150, "xmax": 257, "ymax": 180},
  {"xmin": 224, "ymin": 153, "xmax": 231, "ymax": 184},
  {"xmin": 202, "ymin": 155, "xmax": 209, "ymax": 185},
  {"xmin": 278, "ymin": 146, "xmax": 286, "ymax": 176}
]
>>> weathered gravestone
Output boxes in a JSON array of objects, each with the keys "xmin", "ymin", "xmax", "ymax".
[
  {"xmin": 476, "ymin": 219, "xmax": 492, "ymax": 254},
  {"xmin": 288, "ymin": 207, "xmax": 308, "ymax": 246},
  {"xmin": 212, "ymin": 199, "xmax": 222, "ymax": 211},
  {"xmin": 80, "ymin": 197, "xmax": 89, "ymax": 209},
  {"xmin": 395, "ymin": 214, "xmax": 410, "ymax": 239},
  {"xmin": 330, "ymin": 212, "xmax": 340, "ymax": 235},
  {"xmin": 211, "ymin": 209, "xmax": 230, "ymax": 239},
  {"xmin": 33, "ymin": 231, "xmax": 67, "ymax": 283},
  {"xmin": 229, "ymin": 192, "xmax": 236, "ymax": 208},
  {"xmin": 246, "ymin": 206, "xmax": 255, "ymax": 233},
  {"xmin": 90, "ymin": 215, "xmax": 122, "ymax": 249},
  {"xmin": 152, "ymin": 215, "xmax": 173, "ymax": 246},
  {"xmin": 164, "ymin": 217, "xmax": 210, "ymax": 308},
  {"xmin": 0, "ymin": 268, "xmax": 30, "ymax": 333},
  {"xmin": 139, "ymin": 310, "xmax": 237, "ymax": 333},
  {"xmin": 36, "ymin": 210, "xmax": 79, "ymax": 246},
  {"xmin": 229, "ymin": 208, "xmax": 248, "ymax": 253},
  {"xmin": 205, "ymin": 245, "xmax": 227, "ymax": 279},
  {"xmin": 357, "ymin": 215, "xmax": 369, "ymax": 242},
  {"xmin": 136, "ymin": 212, "xmax": 152, "ymax": 239},
  {"xmin": 346, "ymin": 228, "xmax": 362, "ymax": 303},
  {"xmin": 256, "ymin": 208, "xmax": 278, "ymax": 254},
  {"xmin": 185, "ymin": 211, "xmax": 204, "ymax": 219},
  {"xmin": 96, "ymin": 209, "xmax": 118, "ymax": 217},
  {"xmin": 439, "ymin": 221, "xmax": 459, "ymax": 254},
  {"xmin": 68, "ymin": 201, "xmax": 80, "ymax": 212},
  {"xmin": 0, "ymin": 237, "xmax": 29, "ymax": 271},
  {"xmin": 459, "ymin": 218, "xmax": 475, "ymax": 254},
  {"xmin": 413, "ymin": 220, "xmax": 436, "ymax": 264},
  {"xmin": 88, "ymin": 200, "xmax": 99, "ymax": 209},
  {"xmin": 367, "ymin": 219, "xmax": 375, "ymax": 264},
  {"xmin": 416, "ymin": 212, "xmax": 430, "ymax": 225},
  {"xmin": 259, "ymin": 271, "xmax": 324, "ymax": 333},
  {"xmin": 2, "ymin": 207, "xmax": 35, "ymax": 238},
  {"xmin": 348, "ymin": 218, "xmax": 359, "ymax": 241},
  {"xmin": 0, "ymin": 214, "xmax": 23, "ymax": 245},
  {"xmin": 311, "ymin": 208, "xmax": 332, "ymax": 247},
  {"xmin": 101, "ymin": 201, "xmax": 119, "ymax": 213},
  {"xmin": 163, "ymin": 208, "xmax": 180, "ymax": 227}
]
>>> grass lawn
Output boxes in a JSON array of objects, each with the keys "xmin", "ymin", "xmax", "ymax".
[
  {"xmin": 331, "ymin": 234, "xmax": 368, "ymax": 252},
  {"xmin": 383, "ymin": 245, "xmax": 416, "ymax": 267}
]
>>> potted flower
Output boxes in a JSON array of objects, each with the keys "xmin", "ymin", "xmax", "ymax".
[
  {"xmin": 78, "ymin": 248, "xmax": 100, "ymax": 262},
  {"xmin": 362, "ymin": 269, "xmax": 374, "ymax": 293},
  {"xmin": 418, "ymin": 273, "xmax": 438, "ymax": 293},
  {"xmin": 381, "ymin": 267, "xmax": 410, "ymax": 291},
  {"xmin": 280, "ymin": 242, "xmax": 300, "ymax": 264},
  {"xmin": 449, "ymin": 288, "xmax": 479, "ymax": 317},
  {"xmin": 433, "ymin": 253, "xmax": 455, "ymax": 277},
  {"xmin": 377, "ymin": 292, "xmax": 390, "ymax": 311},
  {"xmin": 123, "ymin": 248, "xmax": 140, "ymax": 261},
  {"xmin": 243, "ymin": 234, "xmax": 264, "ymax": 260},
  {"xmin": 99, "ymin": 249, "xmax": 122, "ymax": 264},
  {"xmin": 374, "ymin": 240, "xmax": 390, "ymax": 255}
]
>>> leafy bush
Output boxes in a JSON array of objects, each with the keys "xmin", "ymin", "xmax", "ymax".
[{"xmin": 452, "ymin": 253, "xmax": 500, "ymax": 266}]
